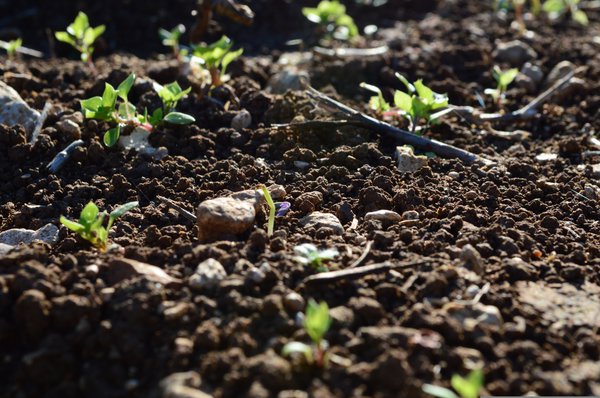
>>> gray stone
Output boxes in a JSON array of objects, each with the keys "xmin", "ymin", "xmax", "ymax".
[
  {"xmin": 283, "ymin": 292, "xmax": 305, "ymax": 313},
  {"xmin": 267, "ymin": 68, "xmax": 310, "ymax": 94},
  {"xmin": 0, "ymin": 223, "xmax": 59, "ymax": 246},
  {"xmin": 493, "ymin": 40, "xmax": 537, "ymax": 66},
  {"xmin": 230, "ymin": 109, "xmax": 252, "ymax": 131},
  {"xmin": 365, "ymin": 210, "xmax": 402, "ymax": 223},
  {"xmin": 460, "ymin": 244, "xmax": 483, "ymax": 274},
  {"xmin": 402, "ymin": 210, "xmax": 420, "ymax": 221},
  {"xmin": 196, "ymin": 197, "xmax": 256, "ymax": 242},
  {"xmin": 520, "ymin": 62, "xmax": 544, "ymax": 85},
  {"xmin": 395, "ymin": 145, "xmax": 428, "ymax": 173},
  {"xmin": 299, "ymin": 212, "xmax": 344, "ymax": 234},
  {"xmin": 55, "ymin": 119, "xmax": 81, "ymax": 139},
  {"xmin": 0, "ymin": 80, "xmax": 40, "ymax": 134},
  {"xmin": 442, "ymin": 301, "xmax": 503, "ymax": 330},
  {"xmin": 189, "ymin": 259, "xmax": 227, "ymax": 290}
]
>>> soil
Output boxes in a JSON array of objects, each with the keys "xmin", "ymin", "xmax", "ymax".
[{"xmin": 2, "ymin": 0, "xmax": 600, "ymax": 397}]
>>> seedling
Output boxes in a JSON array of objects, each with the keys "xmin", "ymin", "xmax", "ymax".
[
  {"xmin": 60, "ymin": 201, "xmax": 138, "ymax": 251},
  {"xmin": 159, "ymin": 24, "xmax": 186, "ymax": 59},
  {"xmin": 360, "ymin": 82, "xmax": 390, "ymax": 113},
  {"xmin": 422, "ymin": 368, "xmax": 484, "ymax": 398},
  {"xmin": 190, "ymin": 36, "xmax": 243, "ymax": 87},
  {"xmin": 484, "ymin": 66, "xmax": 518, "ymax": 106},
  {"xmin": 282, "ymin": 299, "xmax": 332, "ymax": 367},
  {"xmin": 542, "ymin": 0, "xmax": 588, "ymax": 25},
  {"xmin": 258, "ymin": 184, "xmax": 276, "ymax": 237},
  {"xmin": 389, "ymin": 73, "xmax": 449, "ymax": 133},
  {"xmin": 1, "ymin": 38, "xmax": 22, "ymax": 59},
  {"xmin": 302, "ymin": 0, "xmax": 359, "ymax": 41},
  {"xmin": 497, "ymin": 0, "xmax": 541, "ymax": 28},
  {"xmin": 80, "ymin": 73, "xmax": 194, "ymax": 146},
  {"xmin": 55, "ymin": 12, "xmax": 105, "ymax": 64},
  {"xmin": 293, "ymin": 243, "xmax": 339, "ymax": 272}
]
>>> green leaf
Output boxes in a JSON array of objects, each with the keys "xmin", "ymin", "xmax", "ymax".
[
  {"xmin": 395, "ymin": 73, "xmax": 415, "ymax": 93},
  {"xmin": 117, "ymin": 73, "xmax": 135, "ymax": 100},
  {"xmin": 304, "ymin": 299, "xmax": 332, "ymax": 345},
  {"xmin": 451, "ymin": 369, "xmax": 484, "ymax": 398},
  {"xmin": 336, "ymin": 14, "xmax": 358, "ymax": 38},
  {"xmin": 103, "ymin": 125, "xmax": 121, "ymax": 147},
  {"xmin": 80, "ymin": 96, "xmax": 103, "ymax": 112},
  {"xmin": 394, "ymin": 90, "xmax": 413, "ymax": 113},
  {"xmin": 118, "ymin": 102, "xmax": 137, "ymax": 119},
  {"xmin": 543, "ymin": 0, "xmax": 565, "ymax": 12},
  {"xmin": 70, "ymin": 12, "xmax": 90, "ymax": 38},
  {"xmin": 102, "ymin": 83, "xmax": 118, "ymax": 108},
  {"xmin": 572, "ymin": 9, "xmax": 588, "ymax": 25},
  {"xmin": 79, "ymin": 202, "xmax": 99, "ymax": 226},
  {"xmin": 91, "ymin": 25, "xmax": 106, "ymax": 41},
  {"xmin": 221, "ymin": 47, "xmax": 243, "ymax": 74},
  {"xmin": 149, "ymin": 108, "xmax": 164, "ymax": 126},
  {"xmin": 422, "ymin": 384, "xmax": 460, "ymax": 398},
  {"xmin": 498, "ymin": 68, "xmax": 519, "ymax": 88},
  {"xmin": 110, "ymin": 201, "xmax": 138, "ymax": 219},
  {"xmin": 60, "ymin": 216, "xmax": 84, "ymax": 232},
  {"xmin": 414, "ymin": 80, "xmax": 435, "ymax": 103},
  {"xmin": 55, "ymin": 31, "xmax": 76, "ymax": 46},
  {"xmin": 163, "ymin": 112, "xmax": 195, "ymax": 124}
]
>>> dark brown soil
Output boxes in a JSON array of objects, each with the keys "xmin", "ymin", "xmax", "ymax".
[{"xmin": 2, "ymin": 0, "xmax": 600, "ymax": 397}]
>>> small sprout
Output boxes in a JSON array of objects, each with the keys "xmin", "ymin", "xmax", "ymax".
[
  {"xmin": 258, "ymin": 185, "xmax": 276, "ymax": 237},
  {"xmin": 293, "ymin": 243, "xmax": 339, "ymax": 272},
  {"xmin": 190, "ymin": 36, "xmax": 243, "ymax": 87},
  {"xmin": 303, "ymin": 0, "xmax": 359, "ymax": 41},
  {"xmin": 543, "ymin": 0, "xmax": 588, "ymax": 25},
  {"xmin": 394, "ymin": 73, "xmax": 449, "ymax": 133},
  {"xmin": 60, "ymin": 201, "xmax": 138, "ymax": 251},
  {"xmin": 81, "ymin": 73, "xmax": 194, "ymax": 146},
  {"xmin": 55, "ymin": 12, "xmax": 105, "ymax": 64},
  {"xmin": 360, "ymin": 82, "xmax": 390, "ymax": 113},
  {"xmin": 484, "ymin": 66, "xmax": 518, "ymax": 106},
  {"xmin": 159, "ymin": 24, "xmax": 186, "ymax": 59},
  {"xmin": 282, "ymin": 299, "xmax": 332, "ymax": 366},
  {"xmin": 1, "ymin": 38, "xmax": 22, "ymax": 59},
  {"xmin": 423, "ymin": 368, "xmax": 484, "ymax": 398}
]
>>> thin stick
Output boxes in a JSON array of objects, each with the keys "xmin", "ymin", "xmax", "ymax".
[
  {"xmin": 313, "ymin": 45, "xmax": 389, "ymax": 58},
  {"xmin": 306, "ymin": 87, "xmax": 489, "ymax": 164},
  {"xmin": 47, "ymin": 139, "xmax": 84, "ymax": 173},
  {"xmin": 29, "ymin": 102, "xmax": 52, "ymax": 144},
  {"xmin": 301, "ymin": 259, "xmax": 431, "ymax": 285},
  {"xmin": 156, "ymin": 195, "xmax": 197, "ymax": 222},
  {"xmin": 348, "ymin": 240, "xmax": 372, "ymax": 268}
]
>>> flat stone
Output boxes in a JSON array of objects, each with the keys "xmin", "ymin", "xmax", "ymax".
[
  {"xmin": 189, "ymin": 258, "xmax": 227, "ymax": 290},
  {"xmin": 493, "ymin": 40, "xmax": 537, "ymax": 66},
  {"xmin": 105, "ymin": 258, "xmax": 182, "ymax": 287},
  {"xmin": 196, "ymin": 197, "xmax": 256, "ymax": 242},
  {"xmin": 395, "ymin": 145, "xmax": 427, "ymax": 173},
  {"xmin": 0, "ymin": 223, "xmax": 59, "ymax": 246},
  {"xmin": 299, "ymin": 212, "xmax": 344, "ymax": 234},
  {"xmin": 0, "ymin": 80, "xmax": 40, "ymax": 134},
  {"xmin": 365, "ymin": 210, "xmax": 402, "ymax": 222}
]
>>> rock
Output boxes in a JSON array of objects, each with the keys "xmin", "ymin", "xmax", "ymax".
[
  {"xmin": 299, "ymin": 212, "xmax": 344, "ymax": 234},
  {"xmin": 196, "ymin": 197, "xmax": 256, "ymax": 242},
  {"xmin": 516, "ymin": 74, "xmax": 536, "ymax": 94},
  {"xmin": 349, "ymin": 297, "xmax": 385, "ymax": 324},
  {"xmin": 247, "ymin": 266, "xmax": 266, "ymax": 284},
  {"xmin": 453, "ymin": 346, "xmax": 484, "ymax": 370},
  {"xmin": 520, "ymin": 62, "xmax": 544, "ymax": 86},
  {"xmin": 248, "ymin": 352, "xmax": 292, "ymax": 390},
  {"xmin": 395, "ymin": 145, "xmax": 428, "ymax": 173},
  {"xmin": 119, "ymin": 127, "xmax": 168, "ymax": 160},
  {"xmin": 0, "ymin": 223, "xmax": 59, "ymax": 246},
  {"xmin": 267, "ymin": 68, "xmax": 310, "ymax": 94},
  {"xmin": 329, "ymin": 306, "xmax": 355, "ymax": 327},
  {"xmin": 160, "ymin": 371, "xmax": 212, "ymax": 398},
  {"xmin": 493, "ymin": 40, "xmax": 537, "ymax": 66},
  {"xmin": 442, "ymin": 302, "xmax": 503, "ymax": 330},
  {"xmin": 0, "ymin": 243, "xmax": 13, "ymax": 255},
  {"xmin": 545, "ymin": 60, "xmax": 576, "ymax": 86},
  {"xmin": 0, "ymin": 80, "xmax": 40, "ymax": 134},
  {"xmin": 535, "ymin": 153, "xmax": 558, "ymax": 162},
  {"xmin": 460, "ymin": 244, "xmax": 483, "ymax": 275},
  {"xmin": 296, "ymin": 191, "xmax": 323, "ymax": 214},
  {"xmin": 55, "ymin": 119, "xmax": 81, "ymax": 140},
  {"xmin": 283, "ymin": 292, "xmax": 305, "ymax": 313},
  {"xmin": 402, "ymin": 210, "xmax": 420, "ymax": 221},
  {"xmin": 230, "ymin": 109, "xmax": 252, "ymax": 131},
  {"xmin": 365, "ymin": 210, "xmax": 402, "ymax": 223},
  {"xmin": 189, "ymin": 259, "xmax": 227, "ymax": 290},
  {"xmin": 229, "ymin": 184, "xmax": 286, "ymax": 211},
  {"xmin": 503, "ymin": 256, "xmax": 536, "ymax": 280},
  {"xmin": 105, "ymin": 258, "xmax": 182, "ymax": 287}
]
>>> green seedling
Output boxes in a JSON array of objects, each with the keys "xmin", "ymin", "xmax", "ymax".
[
  {"xmin": 55, "ymin": 12, "xmax": 105, "ymax": 64},
  {"xmin": 282, "ymin": 299, "xmax": 332, "ymax": 367},
  {"xmin": 258, "ymin": 184, "xmax": 276, "ymax": 237},
  {"xmin": 484, "ymin": 66, "xmax": 518, "ymax": 106},
  {"xmin": 190, "ymin": 36, "xmax": 243, "ymax": 87},
  {"xmin": 1, "ymin": 38, "xmax": 22, "ymax": 59},
  {"xmin": 303, "ymin": 0, "xmax": 359, "ymax": 41},
  {"xmin": 422, "ymin": 368, "xmax": 484, "ymax": 398},
  {"xmin": 542, "ymin": 0, "xmax": 588, "ymax": 25},
  {"xmin": 293, "ymin": 243, "xmax": 339, "ymax": 272},
  {"xmin": 60, "ymin": 201, "xmax": 138, "ymax": 251},
  {"xmin": 159, "ymin": 24, "xmax": 186, "ymax": 59},
  {"xmin": 360, "ymin": 82, "xmax": 390, "ymax": 113},
  {"xmin": 394, "ymin": 73, "xmax": 449, "ymax": 133},
  {"xmin": 80, "ymin": 73, "xmax": 194, "ymax": 146},
  {"xmin": 497, "ymin": 0, "xmax": 541, "ymax": 29}
]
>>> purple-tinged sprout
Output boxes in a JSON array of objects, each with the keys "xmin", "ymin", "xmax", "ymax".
[{"xmin": 275, "ymin": 202, "xmax": 291, "ymax": 217}]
